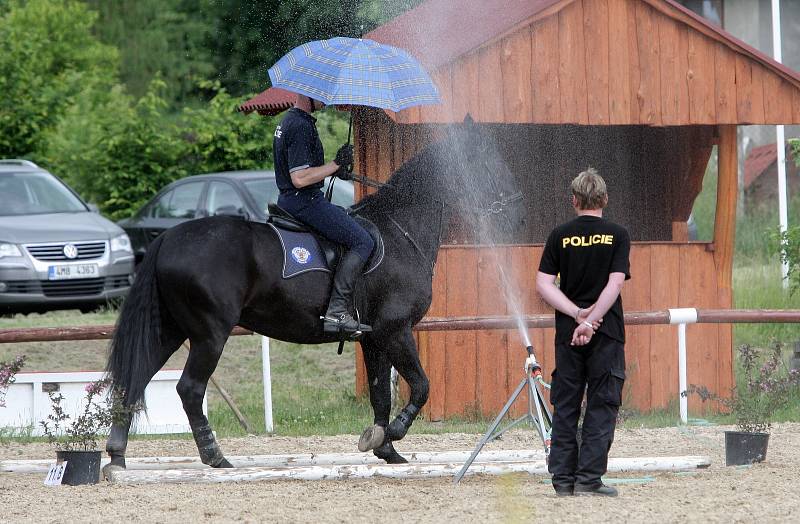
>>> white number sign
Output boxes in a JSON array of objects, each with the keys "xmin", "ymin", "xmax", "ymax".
[{"xmin": 44, "ymin": 462, "xmax": 67, "ymax": 486}]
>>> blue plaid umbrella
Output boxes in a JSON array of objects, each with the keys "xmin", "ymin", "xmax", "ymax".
[{"xmin": 268, "ymin": 37, "xmax": 441, "ymax": 112}]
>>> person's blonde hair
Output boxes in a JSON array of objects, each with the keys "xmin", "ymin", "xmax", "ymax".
[{"xmin": 571, "ymin": 168, "xmax": 608, "ymax": 210}]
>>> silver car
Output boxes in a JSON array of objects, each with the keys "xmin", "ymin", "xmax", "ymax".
[{"xmin": 0, "ymin": 160, "xmax": 134, "ymax": 313}]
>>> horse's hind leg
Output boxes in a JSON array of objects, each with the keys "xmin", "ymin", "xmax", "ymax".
[
  {"xmin": 105, "ymin": 321, "xmax": 185, "ymax": 474},
  {"xmin": 177, "ymin": 334, "xmax": 233, "ymax": 468}
]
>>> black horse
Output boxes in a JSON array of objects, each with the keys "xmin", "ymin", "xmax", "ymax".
[{"xmin": 104, "ymin": 123, "xmax": 523, "ymax": 472}]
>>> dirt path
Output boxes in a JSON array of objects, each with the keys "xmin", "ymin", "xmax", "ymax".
[{"xmin": 1, "ymin": 424, "xmax": 798, "ymax": 523}]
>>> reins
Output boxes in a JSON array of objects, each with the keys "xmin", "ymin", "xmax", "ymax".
[{"xmin": 348, "ymin": 171, "xmax": 521, "ymax": 277}]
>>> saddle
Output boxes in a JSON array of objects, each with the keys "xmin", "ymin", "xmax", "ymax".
[{"xmin": 266, "ymin": 203, "xmax": 384, "ymax": 279}]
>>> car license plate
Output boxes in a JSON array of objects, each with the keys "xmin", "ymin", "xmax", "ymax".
[{"xmin": 48, "ymin": 264, "xmax": 99, "ymax": 280}]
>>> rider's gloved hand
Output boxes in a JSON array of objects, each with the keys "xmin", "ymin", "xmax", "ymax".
[
  {"xmin": 334, "ymin": 166, "xmax": 353, "ymax": 181},
  {"xmin": 334, "ymin": 144, "xmax": 354, "ymax": 168}
]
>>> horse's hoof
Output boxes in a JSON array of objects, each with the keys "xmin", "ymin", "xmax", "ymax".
[
  {"xmin": 102, "ymin": 463, "xmax": 125, "ymax": 481},
  {"xmin": 358, "ymin": 425, "xmax": 385, "ymax": 452},
  {"xmin": 213, "ymin": 457, "xmax": 234, "ymax": 468}
]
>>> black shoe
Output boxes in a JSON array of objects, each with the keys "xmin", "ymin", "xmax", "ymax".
[
  {"xmin": 322, "ymin": 312, "xmax": 373, "ymax": 335},
  {"xmin": 554, "ymin": 487, "xmax": 574, "ymax": 497},
  {"xmin": 574, "ymin": 483, "xmax": 618, "ymax": 497},
  {"xmin": 323, "ymin": 250, "xmax": 372, "ymax": 335}
]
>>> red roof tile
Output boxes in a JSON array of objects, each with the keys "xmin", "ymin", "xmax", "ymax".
[{"xmin": 743, "ymin": 142, "xmax": 797, "ymax": 188}]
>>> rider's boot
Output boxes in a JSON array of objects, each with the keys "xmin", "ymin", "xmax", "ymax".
[{"xmin": 322, "ymin": 250, "xmax": 372, "ymax": 336}]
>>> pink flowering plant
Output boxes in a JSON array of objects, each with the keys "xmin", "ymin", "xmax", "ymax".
[
  {"xmin": 684, "ymin": 343, "xmax": 800, "ymax": 433},
  {"xmin": 0, "ymin": 355, "xmax": 25, "ymax": 408},
  {"xmin": 40, "ymin": 378, "xmax": 127, "ymax": 451}
]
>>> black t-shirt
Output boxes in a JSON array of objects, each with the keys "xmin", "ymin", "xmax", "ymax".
[
  {"xmin": 272, "ymin": 108, "xmax": 325, "ymax": 193},
  {"xmin": 538, "ymin": 215, "xmax": 631, "ymax": 343}
]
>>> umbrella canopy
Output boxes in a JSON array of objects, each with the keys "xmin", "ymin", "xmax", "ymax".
[{"xmin": 268, "ymin": 37, "xmax": 440, "ymax": 112}]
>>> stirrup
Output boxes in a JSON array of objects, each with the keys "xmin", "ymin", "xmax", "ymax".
[{"xmin": 320, "ymin": 311, "xmax": 372, "ymax": 338}]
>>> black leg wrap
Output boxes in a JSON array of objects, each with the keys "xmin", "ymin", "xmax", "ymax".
[
  {"xmin": 387, "ymin": 403, "xmax": 420, "ymax": 441},
  {"xmin": 193, "ymin": 423, "xmax": 228, "ymax": 467},
  {"xmin": 373, "ymin": 441, "xmax": 408, "ymax": 464}
]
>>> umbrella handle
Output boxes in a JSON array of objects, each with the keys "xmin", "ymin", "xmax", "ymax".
[{"xmin": 347, "ymin": 111, "xmax": 354, "ymax": 173}]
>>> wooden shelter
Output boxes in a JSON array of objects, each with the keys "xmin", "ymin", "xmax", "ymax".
[{"xmin": 349, "ymin": 0, "xmax": 800, "ymax": 418}]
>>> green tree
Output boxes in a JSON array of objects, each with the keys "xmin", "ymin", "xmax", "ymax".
[
  {"xmin": 204, "ymin": 0, "xmax": 364, "ymax": 97},
  {"xmin": 0, "ymin": 0, "xmax": 118, "ymax": 158},
  {"xmin": 85, "ymin": 0, "xmax": 214, "ymax": 105}
]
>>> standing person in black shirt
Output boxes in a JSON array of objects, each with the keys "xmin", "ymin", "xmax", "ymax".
[
  {"xmin": 273, "ymin": 94, "xmax": 374, "ymax": 335},
  {"xmin": 536, "ymin": 168, "xmax": 631, "ymax": 497}
]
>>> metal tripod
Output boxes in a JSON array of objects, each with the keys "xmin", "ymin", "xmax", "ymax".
[{"xmin": 453, "ymin": 344, "xmax": 552, "ymax": 483}]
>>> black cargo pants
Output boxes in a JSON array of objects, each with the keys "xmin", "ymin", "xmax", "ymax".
[{"xmin": 548, "ymin": 332, "xmax": 625, "ymax": 491}]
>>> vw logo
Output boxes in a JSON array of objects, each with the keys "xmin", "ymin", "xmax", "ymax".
[{"xmin": 63, "ymin": 244, "xmax": 78, "ymax": 259}]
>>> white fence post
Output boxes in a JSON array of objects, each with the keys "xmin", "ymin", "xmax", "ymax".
[
  {"xmin": 677, "ymin": 323, "xmax": 688, "ymax": 424},
  {"xmin": 669, "ymin": 308, "xmax": 698, "ymax": 424},
  {"xmin": 262, "ymin": 336, "xmax": 273, "ymax": 433}
]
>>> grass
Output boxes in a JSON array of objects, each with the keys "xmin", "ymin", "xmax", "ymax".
[{"xmin": 3, "ymin": 188, "xmax": 800, "ymax": 438}]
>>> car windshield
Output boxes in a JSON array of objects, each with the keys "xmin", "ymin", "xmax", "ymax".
[
  {"xmin": 242, "ymin": 176, "xmax": 355, "ymax": 212},
  {"xmin": 0, "ymin": 171, "xmax": 87, "ymax": 216}
]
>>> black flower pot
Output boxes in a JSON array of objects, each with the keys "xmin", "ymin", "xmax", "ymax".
[
  {"xmin": 724, "ymin": 431, "xmax": 769, "ymax": 466},
  {"xmin": 56, "ymin": 450, "xmax": 102, "ymax": 485}
]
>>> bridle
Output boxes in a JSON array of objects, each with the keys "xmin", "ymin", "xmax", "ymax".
[{"xmin": 347, "ymin": 171, "xmax": 523, "ymax": 277}]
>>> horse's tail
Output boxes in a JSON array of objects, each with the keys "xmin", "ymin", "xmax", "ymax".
[{"xmin": 106, "ymin": 234, "xmax": 165, "ymax": 407}]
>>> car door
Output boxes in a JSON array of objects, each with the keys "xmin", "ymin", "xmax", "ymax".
[{"xmin": 141, "ymin": 181, "xmax": 206, "ymax": 247}]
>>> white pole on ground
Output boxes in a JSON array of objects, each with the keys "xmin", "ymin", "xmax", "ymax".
[
  {"xmin": 669, "ymin": 308, "xmax": 697, "ymax": 424},
  {"xmin": 106, "ymin": 456, "xmax": 713, "ymax": 484},
  {"xmin": 262, "ymin": 336, "xmax": 273, "ymax": 433},
  {"xmin": 772, "ymin": 0, "xmax": 790, "ymax": 287}
]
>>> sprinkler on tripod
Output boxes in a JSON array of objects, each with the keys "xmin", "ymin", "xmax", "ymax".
[{"xmin": 454, "ymin": 341, "xmax": 553, "ymax": 483}]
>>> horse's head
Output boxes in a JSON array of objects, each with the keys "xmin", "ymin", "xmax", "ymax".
[
  {"xmin": 435, "ymin": 119, "xmax": 525, "ymax": 243},
  {"xmin": 358, "ymin": 118, "xmax": 525, "ymax": 245}
]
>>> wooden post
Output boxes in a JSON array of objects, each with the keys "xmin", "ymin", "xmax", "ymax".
[
  {"xmin": 714, "ymin": 125, "xmax": 738, "ymax": 301},
  {"xmin": 714, "ymin": 124, "xmax": 738, "ymax": 404}
]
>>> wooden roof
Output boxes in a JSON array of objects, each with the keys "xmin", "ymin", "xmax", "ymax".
[{"xmin": 366, "ymin": 0, "xmax": 800, "ymax": 125}]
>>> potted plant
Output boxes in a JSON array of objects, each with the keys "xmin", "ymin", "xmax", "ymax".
[
  {"xmin": 39, "ymin": 378, "xmax": 125, "ymax": 485},
  {"xmin": 685, "ymin": 343, "xmax": 800, "ymax": 466},
  {"xmin": 0, "ymin": 355, "xmax": 25, "ymax": 407}
]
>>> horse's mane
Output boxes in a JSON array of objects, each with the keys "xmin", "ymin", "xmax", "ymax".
[{"xmin": 353, "ymin": 134, "xmax": 459, "ymax": 215}]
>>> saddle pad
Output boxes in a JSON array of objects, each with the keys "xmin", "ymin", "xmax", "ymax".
[
  {"xmin": 268, "ymin": 221, "xmax": 385, "ymax": 279},
  {"xmin": 268, "ymin": 223, "xmax": 331, "ymax": 278}
]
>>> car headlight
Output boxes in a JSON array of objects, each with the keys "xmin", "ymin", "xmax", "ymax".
[
  {"xmin": 110, "ymin": 234, "xmax": 132, "ymax": 254},
  {"xmin": 0, "ymin": 242, "xmax": 22, "ymax": 258}
]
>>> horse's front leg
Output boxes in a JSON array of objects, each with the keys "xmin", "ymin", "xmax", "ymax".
[
  {"xmin": 384, "ymin": 328, "xmax": 429, "ymax": 442},
  {"xmin": 358, "ymin": 337, "xmax": 394, "ymax": 457},
  {"xmin": 358, "ymin": 329, "xmax": 430, "ymax": 463}
]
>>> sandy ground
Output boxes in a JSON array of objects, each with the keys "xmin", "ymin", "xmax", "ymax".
[{"xmin": 1, "ymin": 423, "xmax": 798, "ymax": 523}]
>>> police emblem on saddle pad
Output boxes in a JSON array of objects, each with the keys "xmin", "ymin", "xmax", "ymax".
[{"xmin": 267, "ymin": 217, "xmax": 384, "ymax": 279}]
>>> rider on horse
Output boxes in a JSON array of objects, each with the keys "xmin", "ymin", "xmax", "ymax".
[{"xmin": 272, "ymin": 94, "xmax": 374, "ymax": 336}]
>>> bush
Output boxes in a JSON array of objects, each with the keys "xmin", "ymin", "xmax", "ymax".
[
  {"xmin": 41, "ymin": 80, "xmax": 188, "ymax": 220},
  {"xmin": 684, "ymin": 343, "xmax": 800, "ymax": 433}
]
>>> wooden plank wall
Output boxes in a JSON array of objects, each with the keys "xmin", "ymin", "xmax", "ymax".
[
  {"xmin": 395, "ymin": 243, "xmax": 732, "ymax": 418},
  {"xmin": 399, "ymin": 0, "xmax": 799, "ymax": 126}
]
